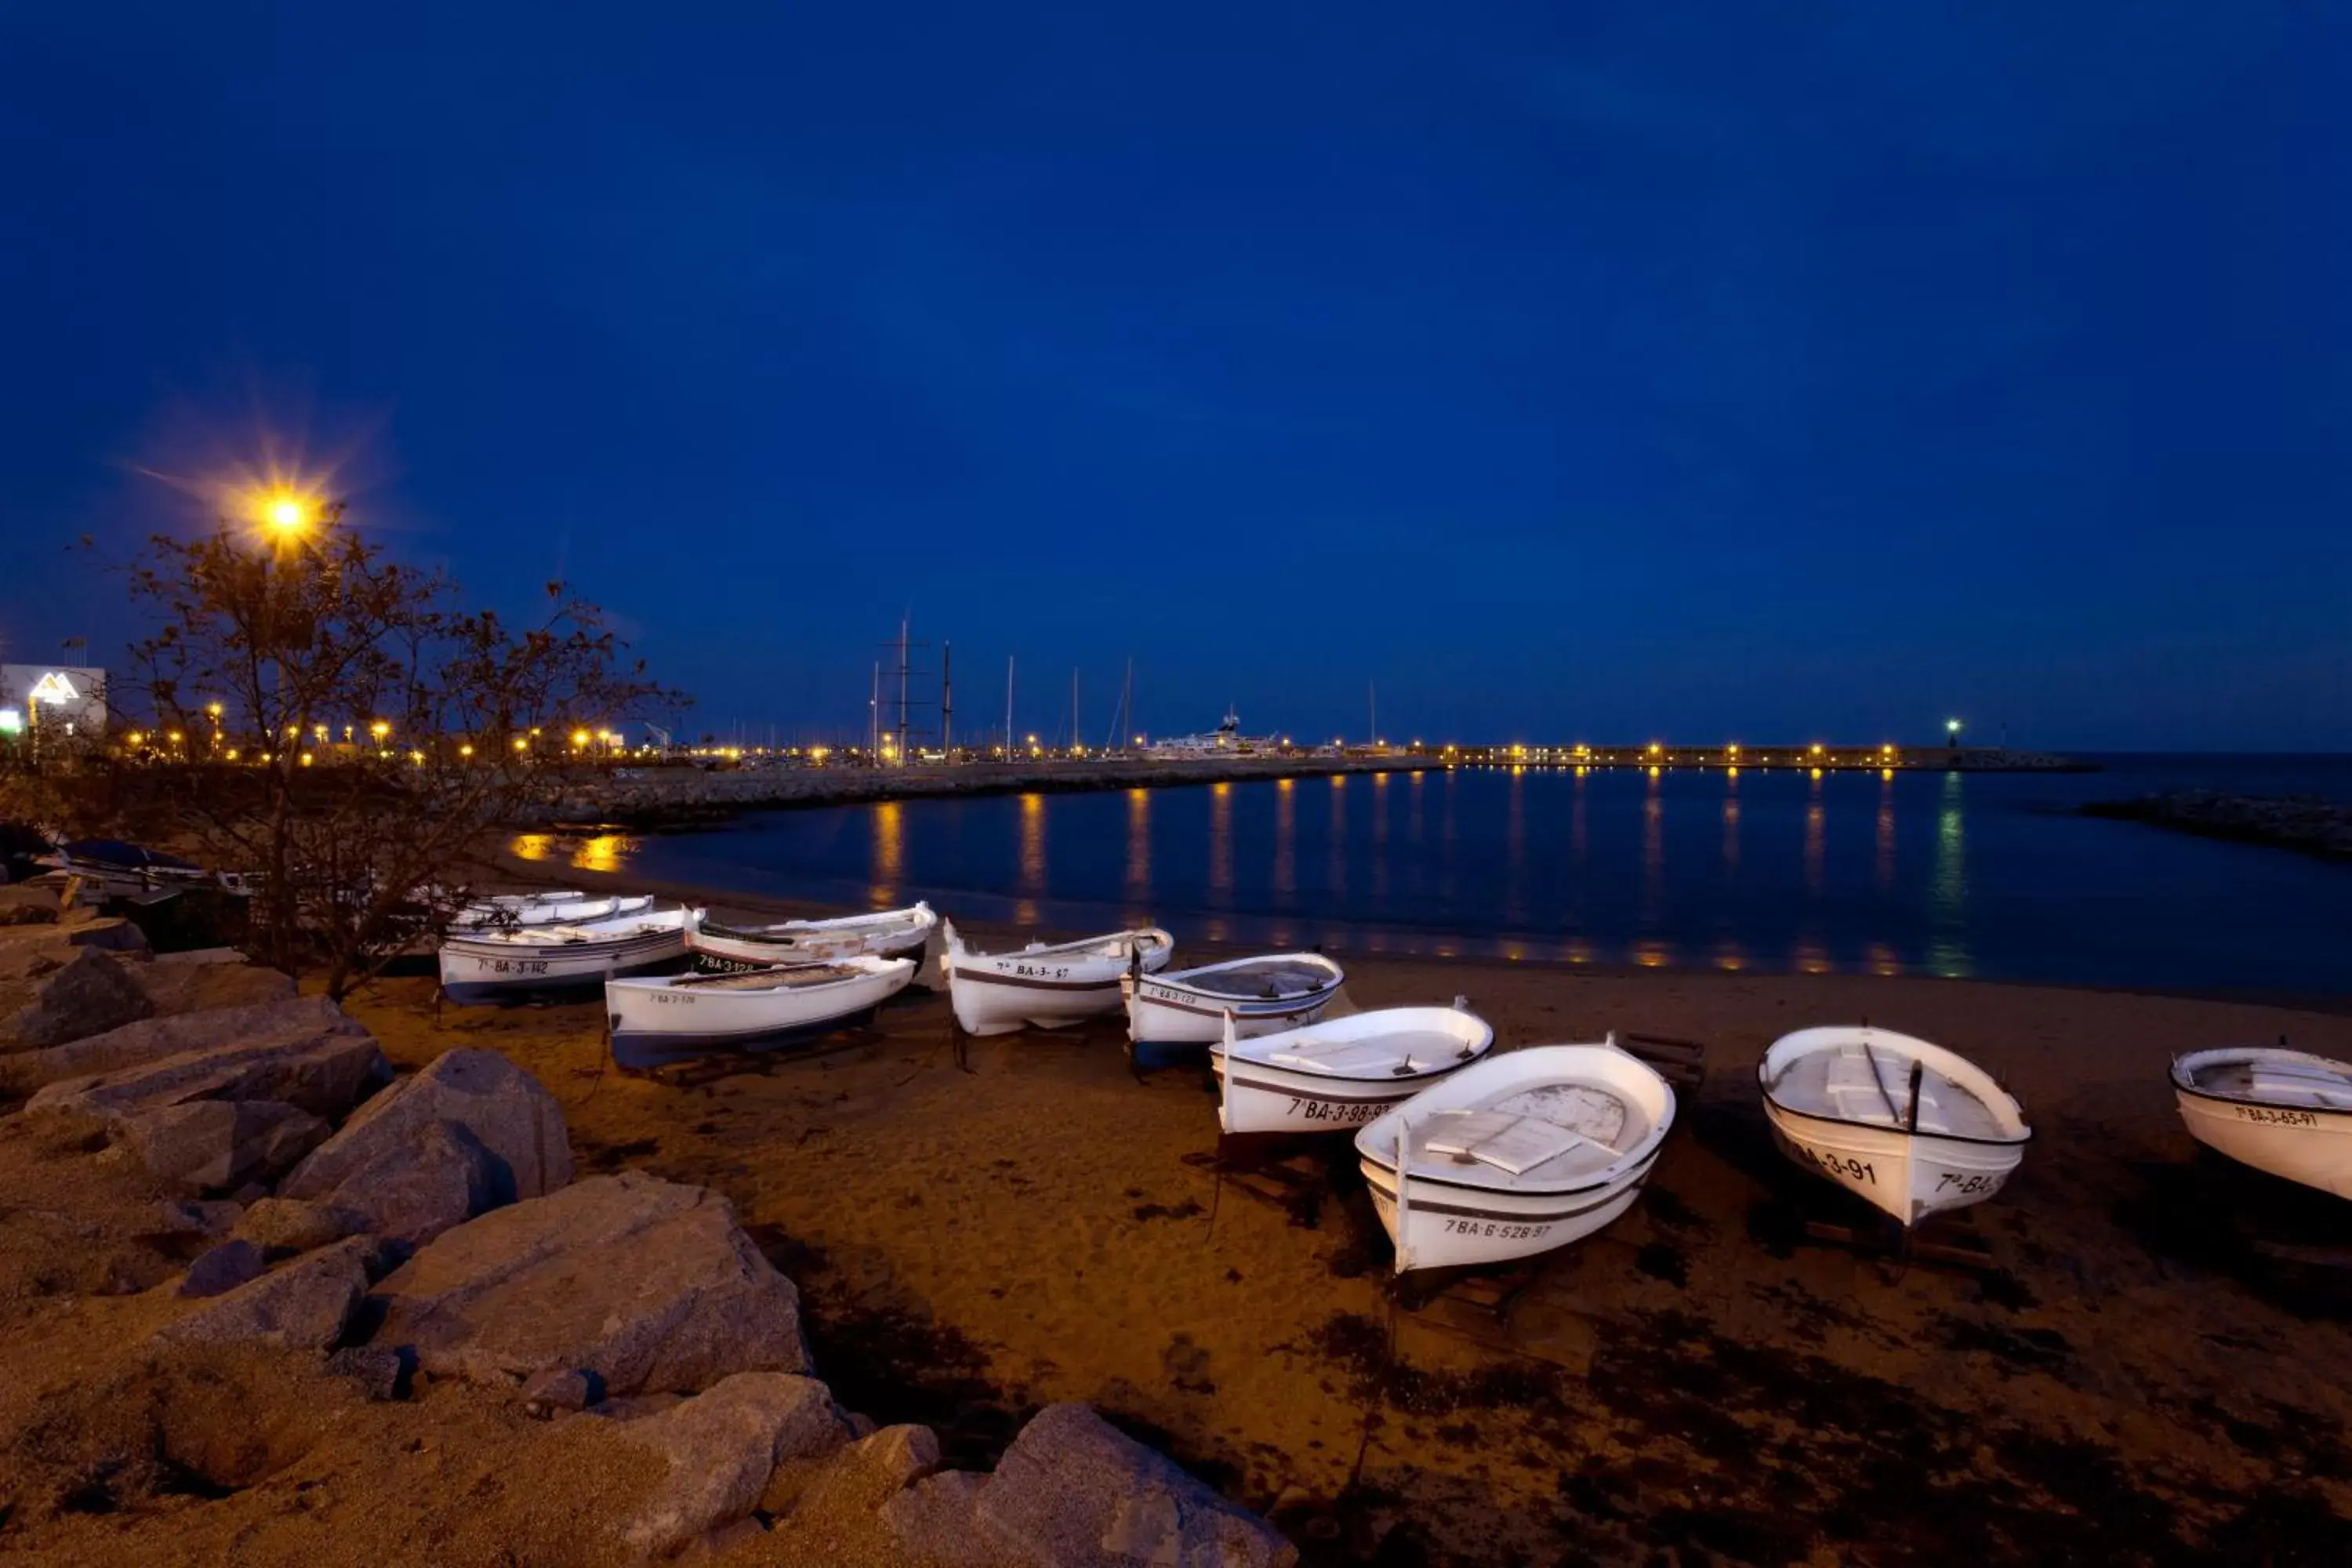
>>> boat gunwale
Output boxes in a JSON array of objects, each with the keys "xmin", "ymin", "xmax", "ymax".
[{"xmin": 609, "ymin": 956, "xmax": 911, "ymax": 996}]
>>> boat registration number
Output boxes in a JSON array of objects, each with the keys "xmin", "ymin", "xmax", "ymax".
[
  {"xmin": 474, "ymin": 958, "xmax": 550, "ymax": 976},
  {"xmin": 1788, "ymin": 1142, "xmax": 1877, "ymax": 1186},
  {"xmin": 1287, "ymin": 1097, "xmax": 1381, "ymax": 1126},
  {"xmin": 1440, "ymin": 1218, "xmax": 1552, "ymax": 1242},
  {"xmin": 2233, "ymin": 1105, "xmax": 2319, "ymax": 1128},
  {"xmin": 651, "ymin": 993, "xmax": 696, "ymax": 1006},
  {"xmin": 1010, "ymin": 964, "xmax": 1073, "ymax": 980},
  {"xmin": 1934, "ymin": 1171, "xmax": 2005, "ymax": 1196}
]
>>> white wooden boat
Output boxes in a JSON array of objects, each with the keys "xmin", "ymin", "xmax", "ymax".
[
  {"xmin": 688, "ymin": 902, "xmax": 938, "ymax": 971},
  {"xmin": 451, "ymin": 891, "xmax": 655, "ymax": 930},
  {"xmin": 2172, "ymin": 1045, "xmax": 2352, "ymax": 1198},
  {"xmin": 606, "ymin": 955, "xmax": 916, "ymax": 1067},
  {"xmin": 938, "ymin": 920, "xmax": 1174, "ymax": 1035},
  {"xmin": 1211, "ymin": 1000, "xmax": 1490, "ymax": 1134},
  {"xmin": 1759, "ymin": 1025, "xmax": 2031, "ymax": 1226},
  {"xmin": 1125, "ymin": 952, "xmax": 1345, "ymax": 1047},
  {"xmin": 438, "ymin": 907, "xmax": 695, "ymax": 1004},
  {"xmin": 1356, "ymin": 1039, "xmax": 1675, "ymax": 1272}
]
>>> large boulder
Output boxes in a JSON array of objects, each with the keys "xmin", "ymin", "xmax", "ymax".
[
  {"xmin": 370, "ymin": 1171, "xmax": 807, "ymax": 1396},
  {"xmin": 609, "ymin": 1373, "xmax": 853, "ymax": 1559},
  {"xmin": 154, "ymin": 1236, "xmax": 374, "ymax": 1352},
  {"xmin": 282, "ymin": 1048, "xmax": 572, "ymax": 1212},
  {"xmin": 0, "ymin": 994, "xmax": 364, "ymax": 1098},
  {"xmin": 117, "ymin": 1098, "xmax": 329, "ymax": 1192},
  {"xmin": 314, "ymin": 1118, "xmax": 496, "ymax": 1246},
  {"xmin": 0, "ymin": 946, "xmax": 153, "ymax": 1052},
  {"xmin": 26, "ymin": 1019, "xmax": 388, "ymax": 1125},
  {"xmin": 180, "ymin": 1239, "xmax": 267, "ymax": 1298},
  {"xmin": 936, "ymin": 1403, "xmax": 1296, "ymax": 1568},
  {"xmin": 128, "ymin": 956, "xmax": 296, "ymax": 1018}
]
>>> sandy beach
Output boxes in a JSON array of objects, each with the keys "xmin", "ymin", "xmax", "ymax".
[{"xmin": 8, "ymin": 884, "xmax": 2352, "ymax": 1564}]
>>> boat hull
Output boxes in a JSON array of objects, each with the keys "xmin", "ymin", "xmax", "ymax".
[
  {"xmin": 1761, "ymin": 1099, "xmax": 2024, "ymax": 1226},
  {"xmin": 1359, "ymin": 1150, "xmax": 1660, "ymax": 1272},
  {"xmin": 438, "ymin": 927, "xmax": 688, "ymax": 1004},
  {"xmin": 1126, "ymin": 978, "xmax": 1337, "ymax": 1047},
  {"xmin": 691, "ymin": 924, "xmax": 932, "ymax": 972},
  {"xmin": 2175, "ymin": 1089, "xmax": 2352, "ymax": 1199},
  {"xmin": 1212, "ymin": 1054, "xmax": 1465, "ymax": 1134},
  {"xmin": 607, "ymin": 961, "xmax": 913, "ymax": 1067},
  {"xmin": 944, "ymin": 934, "xmax": 1174, "ymax": 1035}
]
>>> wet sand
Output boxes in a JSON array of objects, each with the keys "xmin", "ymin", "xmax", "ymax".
[{"xmin": 336, "ymin": 928, "xmax": 2352, "ymax": 1564}]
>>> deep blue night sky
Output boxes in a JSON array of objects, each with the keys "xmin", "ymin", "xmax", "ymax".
[{"xmin": 2, "ymin": 4, "xmax": 2346, "ymax": 749}]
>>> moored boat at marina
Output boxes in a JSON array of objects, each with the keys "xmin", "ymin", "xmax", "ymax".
[
  {"xmin": 2172, "ymin": 1044, "xmax": 2352, "ymax": 1198},
  {"xmin": 1759, "ymin": 1025, "xmax": 2031, "ymax": 1226},
  {"xmin": 1124, "ymin": 951, "xmax": 1345, "ymax": 1046},
  {"xmin": 1355, "ymin": 1038, "xmax": 1675, "ymax": 1273},
  {"xmin": 438, "ymin": 906, "xmax": 695, "ymax": 1003},
  {"xmin": 1211, "ymin": 1000, "xmax": 1490, "ymax": 1135},
  {"xmin": 939, "ymin": 920, "xmax": 1174, "ymax": 1035},
  {"xmin": 688, "ymin": 901, "xmax": 938, "ymax": 971},
  {"xmin": 607, "ymin": 955, "xmax": 916, "ymax": 1067}
]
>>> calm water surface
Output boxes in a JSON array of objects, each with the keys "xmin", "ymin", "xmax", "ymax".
[{"xmin": 531, "ymin": 756, "xmax": 2352, "ymax": 996}]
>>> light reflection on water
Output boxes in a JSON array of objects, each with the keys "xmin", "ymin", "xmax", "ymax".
[
  {"xmin": 1272, "ymin": 779, "xmax": 1295, "ymax": 905},
  {"xmin": 1327, "ymin": 775, "xmax": 1347, "ymax": 898},
  {"xmin": 1124, "ymin": 789, "xmax": 1152, "ymax": 917},
  {"xmin": 1016, "ymin": 791, "xmax": 1045, "ymax": 924},
  {"xmin": 597, "ymin": 760, "xmax": 2352, "ymax": 993},
  {"xmin": 507, "ymin": 831, "xmax": 636, "ymax": 874},
  {"xmin": 870, "ymin": 803, "xmax": 902, "ymax": 907},
  {"xmin": 1208, "ymin": 782, "xmax": 1233, "ymax": 906}
]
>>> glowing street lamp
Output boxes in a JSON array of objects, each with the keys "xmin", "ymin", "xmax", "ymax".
[
  {"xmin": 369, "ymin": 720, "xmax": 391, "ymax": 742},
  {"xmin": 1946, "ymin": 718, "xmax": 1963, "ymax": 743}
]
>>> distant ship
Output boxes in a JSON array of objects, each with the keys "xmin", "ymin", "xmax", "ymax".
[{"xmin": 1141, "ymin": 707, "xmax": 1279, "ymax": 759}]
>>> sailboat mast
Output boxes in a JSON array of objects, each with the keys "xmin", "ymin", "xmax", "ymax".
[
  {"xmin": 869, "ymin": 662, "xmax": 880, "ymax": 760},
  {"xmin": 1005, "ymin": 655, "xmax": 1014, "ymax": 757},
  {"xmin": 897, "ymin": 615, "xmax": 910, "ymax": 762},
  {"xmin": 1369, "ymin": 680, "xmax": 1377, "ymax": 746},
  {"xmin": 1070, "ymin": 668, "xmax": 1078, "ymax": 753},
  {"xmin": 942, "ymin": 641, "xmax": 953, "ymax": 756}
]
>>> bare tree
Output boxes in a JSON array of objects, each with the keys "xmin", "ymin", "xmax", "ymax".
[{"xmin": 119, "ymin": 503, "xmax": 682, "ymax": 997}]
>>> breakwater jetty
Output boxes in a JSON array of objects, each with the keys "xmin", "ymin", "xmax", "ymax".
[
  {"xmin": 548, "ymin": 753, "xmax": 1421, "ymax": 829},
  {"xmin": 2084, "ymin": 790, "xmax": 2352, "ymax": 862},
  {"xmin": 546, "ymin": 742, "xmax": 2091, "ymax": 830}
]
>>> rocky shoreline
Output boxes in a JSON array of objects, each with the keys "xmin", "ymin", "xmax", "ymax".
[
  {"xmin": 544, "ymin": 756, "xmax": 1419, "ymax": 833},
  {"xmin": 0, "ymin": 896, "xmax": 1294, "ymax": 1565},
  {"xmin": 2082, "ymin": 789, "xmax": 2352, "ymax": 861}
]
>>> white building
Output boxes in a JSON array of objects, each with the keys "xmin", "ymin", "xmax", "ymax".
[{"xmin": 0, "ymin": 665, "xmax": 108, "ymax": 740}]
